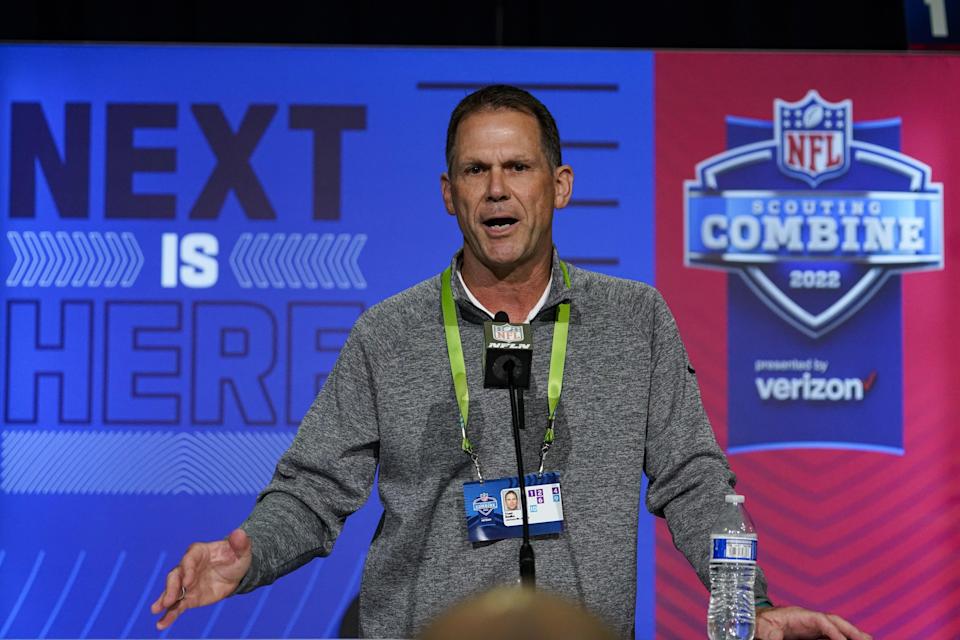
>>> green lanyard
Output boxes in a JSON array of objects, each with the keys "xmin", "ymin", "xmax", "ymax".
[{"xmin": 441, "ymin": 262, "xmax": 571, "ymax": 481}]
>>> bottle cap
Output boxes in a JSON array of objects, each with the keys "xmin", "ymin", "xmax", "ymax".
[{"xmin": 724, "ymin": 494, "xmax": 745, "ymax": 504}]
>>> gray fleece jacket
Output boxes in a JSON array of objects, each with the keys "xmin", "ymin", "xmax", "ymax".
[{"xmin": 238, "ymin": 251, "xmax": 768, "ymax": 638}]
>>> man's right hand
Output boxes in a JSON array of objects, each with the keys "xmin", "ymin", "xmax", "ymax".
[{"xmin": 150, "ymin": 528, "xmax": 253, "ymax": 630}]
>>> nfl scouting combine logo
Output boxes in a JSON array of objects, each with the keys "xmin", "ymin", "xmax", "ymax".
[
  {"xmin": 684, "ymin": 90, "xmax": 944, "ymax": 338},
  {"xmin": 473, "ymin": 492, "xmax": 498, "ymax": 516}
]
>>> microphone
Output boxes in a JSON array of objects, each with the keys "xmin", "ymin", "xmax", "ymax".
[
  {"xmin": 486, "ymin": 312, "xmax": 537, "ymax": 587},
  {"xmin": 487, "ymin": 310, "xmax": 536, "ymax": 587},
  {"xmin": 483, "ymin": 311, "xmax": 532, "ymax": 389}
]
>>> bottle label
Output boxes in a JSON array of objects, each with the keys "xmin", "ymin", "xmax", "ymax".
[{"xmin": 711, "ymin": 535, "xmax": 757, "ymax": 563}]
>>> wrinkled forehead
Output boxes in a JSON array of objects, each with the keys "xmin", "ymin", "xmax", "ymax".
[
  {"xmin": 464, "ymin": 104, "xmax": 540, "ymax": 127},
  {"xmin": 449, "ymin": 107, "xmax": 545, "ymax": 160}
]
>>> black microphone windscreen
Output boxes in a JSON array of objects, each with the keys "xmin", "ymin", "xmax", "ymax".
[{"xmin": 493, "ymin": 311, "xmax": 510, "ymax": 323}]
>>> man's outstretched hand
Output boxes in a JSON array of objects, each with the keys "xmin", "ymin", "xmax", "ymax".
[
  {"xmin": 150, "ymin": 528, "xmax": 253, "ymax": 630},
  {"xmin": 757, "ymin": 606, "xmax": 872, "ymax": 640}
]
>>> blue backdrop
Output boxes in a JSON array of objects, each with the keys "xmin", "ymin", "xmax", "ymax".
[{"xmin": 0, "ymin": 45, "xmax": 655, "ymax": 638}]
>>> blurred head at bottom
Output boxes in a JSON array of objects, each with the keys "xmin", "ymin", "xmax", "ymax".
[{"xmin": 418, "ymin": 586, "xmax": 617, "ymax": 640}]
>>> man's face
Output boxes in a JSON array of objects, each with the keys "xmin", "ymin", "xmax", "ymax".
[
  {"xmin": 441, "ymin": 109, "xmax": 573, "ymax": 276},
  {"xmin": 505, "ymin": 492, "xmax": 519, "ymax": 511}
]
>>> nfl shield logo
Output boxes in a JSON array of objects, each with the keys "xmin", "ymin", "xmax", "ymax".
[
  {"xmin": 775, "ymin": 90, "xmax": 851, "ymax": 187},
  {"xmin": 492, "ymin": 323, "xmax": 524, "ymax": 343},
  {"xmin": 473, "ymin": 493, "xmax": 497, "ymax": 516}
]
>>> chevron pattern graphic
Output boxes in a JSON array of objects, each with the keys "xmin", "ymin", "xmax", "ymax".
[
  {"xmin": 656, "ymin": 446, "xmax": 960, "ymax": 638},
  {"xmin": 229, "ymin": 232, "xmax": 367, "ymax": 290},
  {"xmin": 5, "ymin": 231, "xmax": 144, "ymax": 288},
  {"xmin": 0, "ymin": 545, "xmax": 359, "ymax": 639},
  {"xmin": 651, "ymin": 296, "xmax": 960, "ymax": 638},
  {"xmin": 1, "ymin": 431, "xmax": 294, "ymax": 495},
  {"xmin": 648, "ymin": 314, "xmax": 948, "ymax": 638}
]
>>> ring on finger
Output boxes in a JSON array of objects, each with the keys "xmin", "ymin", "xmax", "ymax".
[{"xmin": 177, "ymin": 585, "xmax": 186, "ymax": 603}]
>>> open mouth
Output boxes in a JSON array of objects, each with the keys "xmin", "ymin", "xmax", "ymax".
[{"xmin": 483, "ymin": 217, "xmax": 518, "ymax": 230}]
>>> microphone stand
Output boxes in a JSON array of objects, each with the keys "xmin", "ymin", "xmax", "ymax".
[{"xmin": 505, "ymin": 361, "xmax": 535, "ymax": 588}]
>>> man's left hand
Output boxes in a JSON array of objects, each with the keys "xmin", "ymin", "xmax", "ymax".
[{"xmin": 756, "ymin": 606, "xmax": 872, "ymax": 640}]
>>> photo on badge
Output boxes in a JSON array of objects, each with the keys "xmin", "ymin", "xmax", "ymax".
[{"xmin": 501, "ymin": 488, "xmax": 522, "ymax": 524}]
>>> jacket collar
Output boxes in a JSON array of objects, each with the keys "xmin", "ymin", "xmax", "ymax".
[{"xmin": 447, "ymin": 248, "xmax": 574, "ymax": 324}]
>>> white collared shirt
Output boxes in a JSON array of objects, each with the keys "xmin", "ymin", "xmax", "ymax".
[{"xmin": 456, "ymin": 268, "xmax": 552, "ymax": 323}]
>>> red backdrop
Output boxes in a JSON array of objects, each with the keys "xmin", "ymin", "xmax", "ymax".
[{"xmin": 654, "ymin": 52, "xmax": 960, "ymax": 639}]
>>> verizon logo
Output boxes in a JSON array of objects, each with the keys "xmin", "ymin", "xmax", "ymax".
[{"xmin": 755, "ymin": 371, "xmax": 876, "ymax": 402}]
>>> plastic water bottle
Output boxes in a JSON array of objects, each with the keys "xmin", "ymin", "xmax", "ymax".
[{"xmin": 707, "ymin": 494, "xmax": 757, "ymax": 640}]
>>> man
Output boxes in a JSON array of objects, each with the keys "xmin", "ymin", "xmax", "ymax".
[
  {"xmin": 504, "ymin": 490, "xmax": 520, "ymax": 512},
  {"xmin": 153, "ymin": 85, "xmax": 869, "ymax": 640}
]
